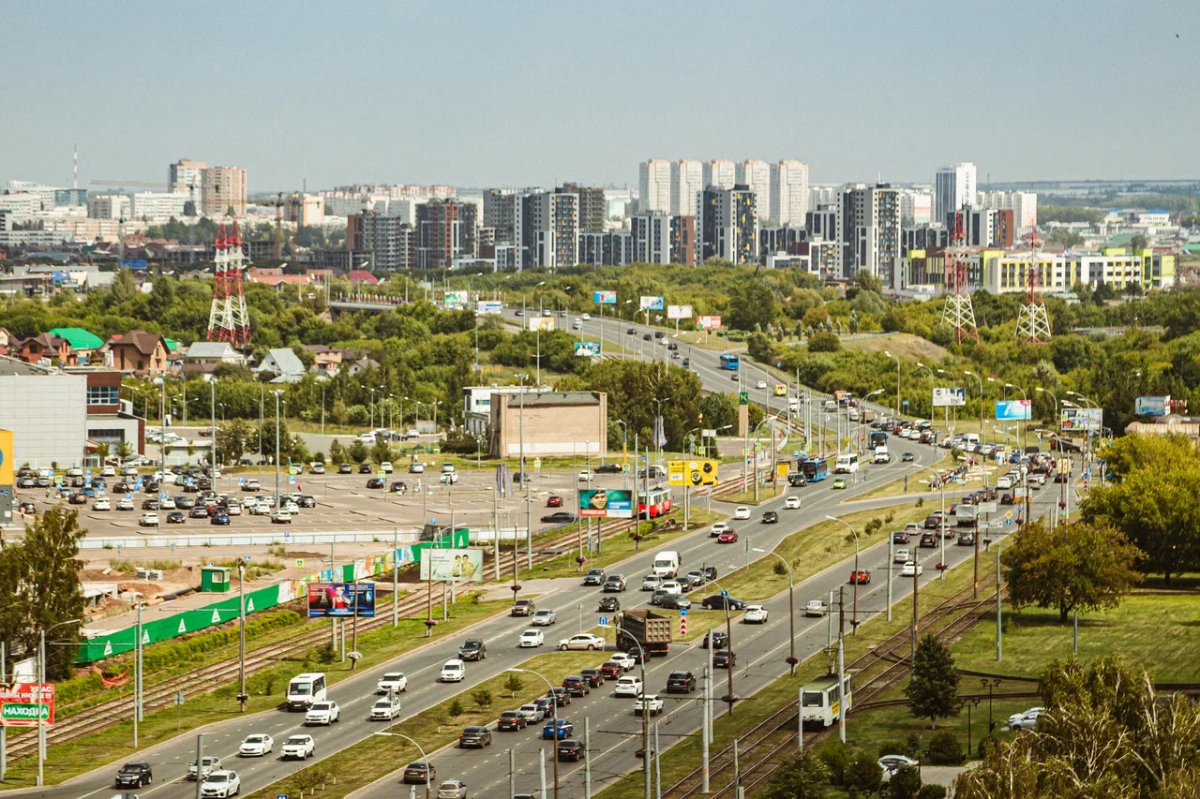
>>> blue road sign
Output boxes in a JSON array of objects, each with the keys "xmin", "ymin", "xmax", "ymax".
[
  {"xmin": 720, "ymin": 590, "xmax": 729, "ymax": 598},
  {"xmin": 238, "ymin": 477, "xmax": 245, "ymax": 484},
  {"xmin": 1005, "ymin": 518, "xmax": 1013, "ymax": 526},
  {"xmin": 288, "ymin": 476, "xmax": 296, "ymax": 484},
  {"xmin": 277, "ymin": 794, "xmax": 289, "ymax": 799},
  {"xmin": 243, "ymin": 555, "xmax": 252, "ymax": 563},
  {"xmin": 678, "ymin": 608, "xmax": 688, "ymax": 617},
  {"xmin": 598, "ymin": 616, "xmax": 609, "ymax": 627}
]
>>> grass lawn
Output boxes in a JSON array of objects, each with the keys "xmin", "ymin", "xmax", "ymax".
[
  {"xmin": 720, "ymin": 482, "xmax": 786, "ymax": 505},
  {"xmin": 857, "ymin": 451, "xmax": 958, "ymax": 500},
  {"xmin": 2, "ymin": 596, "xmax": 515, "ymax": 790},
  {"xmin": 598, "ymin": 528, "xmax": 1002, "ymax": 798},
  {"xmin": 840, "ymin": 332, "xmax": 949, "ymax": 363},
  {"xmin": 241, "ymin": 650, "xmax": 609, "ymax": 799}
]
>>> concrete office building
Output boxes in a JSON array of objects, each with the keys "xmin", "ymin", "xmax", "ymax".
[
  {"xmin": 698, "ymin": 185, "xmax": 758, "ymax": 265},
  {"xmin": 488, "ymin": 391, "xmax": 608, "ymax": 458},
  {"xmin": 935, "ymin": 162, "xmax": 977, "ymax": 222},
  {"xmin": 737, "ymin": 160, "xmax": 771, "ymax": 223},
  {"xmin": 201, "ymin": 166, "xmax": 247, "ymax": 217},
  {"xmin": 703, "ymin": 160, "xmax": 737, "ymax": 191},
  {"xmin": 769, "ymin": 160, "xmax": 810, "ymax": 225},
  {"xmin": 670, "ymin": 160, "xmax": 703, "ymax": 216},
  {"xmin": 639, "ymin": 160, "xmax": 672, "ymax": 214}
]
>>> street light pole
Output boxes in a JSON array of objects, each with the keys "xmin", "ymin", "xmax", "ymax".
[
  {"xmin": 273, "ymin": 391, "xmax": 283, "ymax": 511},
  {"xmin": 372, "ymin": 732, "xmax": 433, "ymax": 799},
  {"xmin": 963, "ymin": 370, "xmax": 984, "ymax": 441},
  {"xmin": 826, "ymin": 516, "xmax": 860, "ymax": 634},
  {"xmin": 884, "ymin": 350, "xmax": 900, "ymax": 418},
  {"xmin": 37, "ymin": 619, "xmax": 80, "ymax": 786},
  {"xmin": 753, "ymin": 548, "xmax": 797, "ymax": 674},
  {"xmin": 509, "ymin": 669, "xmax": 560, "ymax": 799}
]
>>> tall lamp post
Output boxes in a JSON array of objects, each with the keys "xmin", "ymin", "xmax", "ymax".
[
  {"xmin": 825, "ymin": 516, "xmax": 861, "ymax": 634},
  {"xmin": 37, "ymin": 618, "xmax": 81, "ymax": 786},
  {"xmin": 372, "ymin": 732, "xmax": 433, "ymax": 799},
  {"xmin": 963, "ymin": 370, "xmax": 984, "ymax": 441},
  {"xmin": 509, "ymin": 668, "xmax": 560, "ymax": 799},
  {"xmin": 884, "ymin": 350, "xmax": 901, "ymax": 419},
  {"xmin": 753, "ymin": 548, "xmax": 797, "ymax": 674}
]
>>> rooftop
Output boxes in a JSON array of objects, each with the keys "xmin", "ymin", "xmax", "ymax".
[{"xmin": 49, "ymin": 327, "xmax": 104, "ymax": 351}]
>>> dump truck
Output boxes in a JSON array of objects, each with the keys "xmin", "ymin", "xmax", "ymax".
[{"xmin": 615, "ymin": 608, "xmax": 672, "ymax": 657}]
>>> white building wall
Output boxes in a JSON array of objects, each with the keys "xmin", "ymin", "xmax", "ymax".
[
  {"xmin": 769, "ymin": 160, "xmax": 809, "ymax": 226},
  {"xmin": 0, "ymin": 375, "xmax": 88, "ymax": 469},
  {"xmin": 737, "ymin": 160, "xmax": 771, "ymax": 221},
  {"xmin": 935, "ymin": 162, "xmax": 977, "ymax": 222},
  {"xmin": 638, "ymin": 160, "xmax": 671, "ymax": 213},
  {"xmin": 670, "ymin": 160, "xmax": 703, "ymax": 216},
  {"xmin": 703, "ymin": 160, "xmax": 737, "ymax": 191}
]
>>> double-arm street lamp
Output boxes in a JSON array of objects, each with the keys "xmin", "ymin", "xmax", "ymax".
[{"xmin": 753, "ymin": 548, "xmax": 797, "ymax": 674}]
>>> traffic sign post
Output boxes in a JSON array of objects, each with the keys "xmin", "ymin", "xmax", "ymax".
[{"xmin": 598, "ymin": 616, "xmax": 609, "ymax": 627}]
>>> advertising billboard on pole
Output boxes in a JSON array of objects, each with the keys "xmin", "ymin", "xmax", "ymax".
[
  {"xmin": 995, "ymin": 400, "xmax": 1032, "ymax": 421},
  {"xmin": 0, "ymin": 684, "xmax": 55, "ymax": 727},
  {"xmin": 695, "ymin": 315, "xmax": 723, "ymax": 330},
  {"xmin": 1061, "ymin": 407, "xmax": 1103, "ymax": 432},
  {"xmin": 419, "ymin": 549, "xmax": 484, "ymax": 582},
  {"xmin": 932, "ymin": 388, "xmax": 966, "ymax": 407},
  {"xmin": 593, "ymin": 290, "xmax": 617, "ymax": 305},
  {"xmin": 1134, "ymin": 396, "xmax": 1169, "ymax": 416},
  {"xmin": 640, "ymin": 296, "xmax": 664, "ymax": 311},
  {"xmin": 306, "ymin": 584, "xmax": 376, "ymax": 618},
  {"xmin": 578, "ymin": 489, "xmax": 634, "ymax": 518},
  {"xmin": 667, "ymin": 459, "xmax": 719, "ymax": 487},
  {"xmin": 526, "ymin": 317, "xmax": 555, "ymax": 332},
  {"xmin": 574, "ymin": 341, "xmax": 601, "ymax": 357},
  {"xmin": 475, "ymin": 300, "xmax": 503, "ymax": 316},
  {"xmin": 666, "ymin": 304, "xmax": 692, "ymax": 320}
]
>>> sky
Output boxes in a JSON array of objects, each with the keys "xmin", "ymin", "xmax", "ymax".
[{"xmin": 3, "ymin": 0, "xmax": 1198, "ymax": 194}]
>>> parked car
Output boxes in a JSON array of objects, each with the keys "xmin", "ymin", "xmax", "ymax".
[
  {"xmin": 1009, "ymin": 707, "xmax": 1045, "ymax": 731},
  {"xmin": 167, "ymin": 511, "xmax": 186, "ymax": 524},
  {"xmin": 139, "ymin": 513, "xmax": 159, "ymax": 527}
]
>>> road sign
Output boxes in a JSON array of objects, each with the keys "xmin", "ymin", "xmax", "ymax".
[
  {"xmin": 1006, "ymin": 518, "xmax": 1013, "ymax": 526},
  {"xmin": 739, "ymin": 391, "xmax": 749, "ymax": 405},
  {"xmin": 277, "ymin": 795, "xmax": 289, "ymax": 799},
  {"xmin": 598, "ymin": 615, "xmax": 609, "ymax": 627},
  {"xmin": 680, "ymin": 618, "xmax": 687, "ymax": 635},
  {"xmin": 1005, "ymin": 511, "xmax": 1013, "ymax": 519},
  {"xmin": 289, "ymin": 476, "xmax": 296, "ymax": 484},
  {"xmin": 720, "ymin": 590, "xmax": 729, "ymax": 598},
  {"xmin": 678, "ymin": 608, "xmax": 688, "ymax": 617},
  {"xmin": 243, "ymin": 555, "xmax": 252, "ymax": 564},
  {"xmin": 295, "ymin": 559, "xmax": 304, "ymax": 568},
  {"xmin": 534, "ymin": 458, "xmax": 542, "ymax": 470},
  {"xmin": 175, "ymin": 690, "xmax": 184, "ymax": 706},
  {"xmin": 238, "ymin": 477, "xmax": 244, "ymax": 484}
]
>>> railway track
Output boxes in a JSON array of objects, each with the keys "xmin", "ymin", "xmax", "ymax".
[
  {"xmin": 663, "ymin": 575, "xmax": 999, "ymax": 799},
  {"xmin": 6, "ymin": 486, "xmax": 740, "ymax": 761}
]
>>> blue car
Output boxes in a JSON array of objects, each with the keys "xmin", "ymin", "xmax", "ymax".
[
  {"xmin": 210, "ymin": 513, "xmax": 232, "ymax": 525},
  {"xmin": 542, "ymin": 719, "xmax": 573, "ymax": 740}
]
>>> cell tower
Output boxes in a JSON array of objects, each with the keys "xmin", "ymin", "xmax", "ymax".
[
  {"xmin": 1015, "ymin": 227, "xmax": 1052, "ymax": 344},
  {"xmin": 207, "ymin": 222, "xmax": 252, "ymax": 348},
  {"xmin": 940, "ymin": 209, "xmax": 979, "ymax": 344}
]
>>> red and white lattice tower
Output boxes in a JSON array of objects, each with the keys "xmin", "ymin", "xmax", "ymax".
[
  {"xmin": 1015, "ymin": 226, "xmax": 1052, "ymax": 344},
  {"xmin": 940, "ymin": 209, "xmax": 979, "ymax": 344},
  {"xmin": 206, "ymin": 222, "xmax": 252, "ymax": 347}
]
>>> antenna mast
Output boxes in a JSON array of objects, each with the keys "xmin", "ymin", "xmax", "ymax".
[{"xmin": 940, "ymin": 209, "xmax": 979, "ymax": 344}]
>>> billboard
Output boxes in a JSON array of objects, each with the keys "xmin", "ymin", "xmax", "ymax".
[
  {"xmin": 932, "ymin": 388, "xmax": 966, "ymax": 408},
  {"xmin": 593, "ymin": 290, "xmax": 617, "ymax": 305},
  {"xmin": 475, "ymin": 300, "xmax": 503, "ymax": 316},
  {"xmin": 0, "ymin": 683, "xmax": 55, "ymax": 728},
  {"xmin": 1134, "ymin": 396, "xmax": 1169, "ymax": 416},
  {"xmin": 443, "ymin": 292, "xmax": 465, "ymax": 309},
  {"xmin": 1061, "ymin": 407, "xmax": 1103, "ymax": 432},
  {"xmin": 667, "ymin": 304, "xmax": 692, "ymax": 320},
  {"xmin": 667, "ymin": 459, "xmax": 719, "ymax": 487},
  {"xmin": 574, "ymin": 341, "xmax": 601, "ymax": 357},
  {"xmin": 0, "ymin": 429, "xmax": 12, "ymax": 486},
  {"xmin": 640, "ymin": 296, "xmax": 664, "ymax": 311},
  {"xmin": 995, "ymin": 400, "xmax": 1032, "ymax": 421},
  {"xmin": 527, "ymin": 317, "xmax": 555, "ymax": 332},
  {"xmin": 695, "ymin": 315, "xmax": 722, "ymax": 330},
  {"xmin": 419, "ymin": 549, "xmax": 484, "ymax": 582},
  {"xmin": 306, "ymin": 583, "xmax": 376, "ymax": 618},
  {"xmin": 578, "ymin": 489, "xmax": 634, "ymax": 518}
]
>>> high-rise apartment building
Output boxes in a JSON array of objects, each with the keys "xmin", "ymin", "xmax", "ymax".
[
  {"xmin": 414, "ymin": 199, "xmax": 478, "ymax": 269},
  {"xmin": 978, "ymin": 190, "xmax": 1037, "ymax": 231},
  {"xmin": 670, "ymin": 160, "xmax": 703, "ymax": 216},
  {"xmin": 805, "ymin": 203, "xmax": 839, "ymax": 243},
  {"xmin": 934, "ymin": 162, "xmax": 977, "ymax": 222},
  {"xmin": 201, "ymin": 166, "xmax": 247, "ymax": 217},
  {"xmin": 703, "ymin": 160, "xmax": 737, "ymax": 191},
  {"xmin": 737, "ymin": 160, "xmax": 771, "ymax": 223},
  {"xmin": 559, "ymin": 183, "xmax": 606, "ymax": 233},
  {"xmin": 579, "ymin": 231, "xmax": 634, "ymax": 266},
  {"xmin": 630, "ymin": 213, "xmax": 672, "ymax": 264},
  {"xmin": 168, "ymin": 159, "xmax": 206, "ymax": 210},
  {"xmin": 639, "ymin": 160, "xmax": 671, "ymax": 214},
  {"xmin": 698, "ymin": 185, "xmax": 758, "ymax": 265},
  {"xmin": 519, "ymin": 191, "xmax": 579, "ymax": 269},
  {"xmin": 769, "ymin": 160, "xmax": 809, "ymax": 226},
  {"xmin": 483, "ymin": 189, "xmax": 521, "ymax": 243},
  {"xmin": 840, "ymin": 184, "xmax": 902, "ymax": 285},
  {"xmin": 347, "ymin": 213, "xmax": 413, "ymax": 271},
  {"xmin": 898, "ymin": 188, "xmax": 933, "ymax": 226},
  {"xmin": 670, "ymin": 216, "xmax": 695, "ymax": 266}
]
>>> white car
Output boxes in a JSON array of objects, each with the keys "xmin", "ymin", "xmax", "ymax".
[
  {"xmin": 614, "ymin": 676, "xmax": 644, "ymax": 697},
  {"xmin": 580, "ymin": 313, "xmax": 591, "ymax": 321},
  {"xmin": 518, "ymin": 703, "xmax": 545, "ymax": 723},
  {"xmin": 744, "ymin": 605, "xmax": 769, "ymax": 624},
  {"xmin": 283, "ymin": 501, "xmax": 300, "ymax": 514},
  {"xmin": 225, "ymin": 502, "xmax": 242, "ymax": 516},
  {"xmin": 519, "ymin": 629, "xmax": 545, "ymax": 648},
  {"xmin": 304, "ymin": 701, "xmax": 339, "ymax": 726},
  {"xmin": 558, "ymin": 633, "xmax": 605, "ymax": 651},
  {"xmin": 370, "ymin": 696, "xmax": 402, "ymax": 721},
  {"xmin": 160, "ymin": 497, "xmax": 177, "ymax": 510},
  {"xmin": 139, "ymin": 513, "xmax": 159, "ymax": 527},
  {"xmin": 376, "ymin": 672, "xmax": 409, "ymax": 694},
  {"xmin": 92, "ymin": 498, "xmax": 111, "ymax": 511},
  {"xmin": 439, "ymin": 659, "xmax": 466, "ymax": 683},
  {"xmin": 635, "ymin": 694, "xmax": 664, "ymax": 716},
  {"xmin": 281, "ymin": 734, "xmax": 315, "ymax": 760},
  {"xmin": 200, "ymin": 770, "xmax": 240, "ymax": 798},
  {"xmin": 756, "ymin": 380, "xmax": 768, "ymax": 390},
  {"xmin": 901, "ymin": 561, "xmax": 923, "ymax": 577},
  {"xmin": 641, "ymin": 574, "xmax": 662, "ymax": 591},
  {"xmin": 380, "ymin": 461, "xmax": 394, "ymax": 474},
  {"xmin": 784, "ymin": 496, "xmax": 801, "ymax": 509},
  {"xmin": 1009, "ymin": 707, "xmax": 1045, "ymax": 731},
  {"xmin": 578, "ymin": 469, "xmax": 594, "ymax": 482},
  {"xmin": 610, "ymin": 653, "xmax": 635, "ymax": 671},
  {"xmin": 270, "ymin": 511, "xmax": 293, "ymax": 524},
  {"xmin": 879, "ymin": 754, "xmax": 920, "ymax": 782},
  {"xmin": 894, "ymin": 548, "xmax": 911, "ymax": 564},
  {"xmin": 238, "ymin": 733, "xmax": 273, "ymax": 757},
  {"xmin": 102, "ymin": 465, "xmax": 117, "ymax": 477},
  {"xmin": 804, "ymin": 600, "xmax": 828, "ymax": 617},
  {"xmin": 660, "ymin": 580, "xmax": 684, "ymax": 595},
  {"xmin": 531, "ymin": 609, "xmax": 557, "ymax": 626},
  {"xmin": 733, "ymin": 506, "xmax": 750, "ymax": 520},
  {"xmin": 709, "ymin": 522, "xmax": 730, "ymax": 537},
  {"xmin": 116, "ymin": 498, "xmax": 135, "ymax": 511},
  {"xmin": 188, "ymin": 756, "xmax": 222, "ymax": 781}
]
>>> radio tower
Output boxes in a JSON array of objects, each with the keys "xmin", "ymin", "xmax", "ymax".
[
  {"xmin": 206, "ymin": 222, "xmax": 252, "ymax": 347},
  {"xmin": 940, "ymin": 209, "xmax": 979, "ymax": 344},
  {"xmin": 1015, "ymin": 226, "xmax": 1052, "ymax": 344}
]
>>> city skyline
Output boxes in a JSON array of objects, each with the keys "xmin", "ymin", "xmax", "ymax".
[{"xmin": 3, "ymin": 1, "xmax": 1198, "ymax": 192}]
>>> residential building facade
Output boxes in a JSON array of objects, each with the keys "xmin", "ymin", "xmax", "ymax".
[
  {"xmin": 769, "ymin": 160, "xmax": 809, "ymax": 225},
  {"xmin": 698, "ymin": 185, "xmax": 758, "ymax": 264},
  {"xmin": 934, "ymin": 162, "xmax": 977, "ymax": 222},
  {"xmin": 639, "ymin": 160, "xmax": 671, "ymax": 214},
  {"xmin": 670, "ymin": 159, "xmax": 703, "ymax": 216}
]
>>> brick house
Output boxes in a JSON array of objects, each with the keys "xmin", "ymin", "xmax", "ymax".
[{"xmin": 107, "ymin": 330, "xmax": 169, "ymax": 375}]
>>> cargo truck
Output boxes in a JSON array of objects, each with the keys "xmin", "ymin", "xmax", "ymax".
[{"xmin": 616, "ymin": 608, "xmax": 672, "ymax": 657}]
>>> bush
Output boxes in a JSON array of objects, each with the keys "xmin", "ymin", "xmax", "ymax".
[
  {"xmin": 315, "ymin": 645, "xmax": 336, "ymax": 665},
  {"xmin": 808, "ymin": 331, "xmax": 841, "ymax": 352},
  {"xmin": 504, "ymin": 673, "xmax": 524, "ymax": 696},
  {"xmin": 878, "ymin": 740, "xmax": 909, "ymax": 759},
  {"xmin": 906, "ymin": 731, "xmax": 923, "ymax": 758},
  {"xmin": 816, "ymin": 739, "xmax": 851, "ymax": 786},
  {"xmin": 977, "ymin": 733, "xmax": 999, "ymax": 759},
  {"xmin": 447, "ymin": 698, "xmax": 464, "ymax": 718},
  {"xmin": 844, "ymin": 751, "xmax": 882, "ymax": 794},
  {"xmin": 471, "ymin": 688, "xmax": 493, "ymax": 709},
  {"xmin": 927, "ymin": 729, "xmax": 964, "ymax": 765},
  {"xmin": 889, "ymin": 765, "xmax": 923, "ymax": 799},
  {"xmin": 918, "ymin": 785, "xmax": 947, "ymax": 799}
]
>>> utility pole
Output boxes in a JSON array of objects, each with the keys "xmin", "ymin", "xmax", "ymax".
[
  {"xmin": 194, "ymin": 735, "xmax": 204, "ymax": 799},
  {"xmin": 1, "ymin": 642, "xmax": 7, "ymax": 780},
  {"xmin": 584, "ymin": 716, "xmax": 592, "ymax": 799},
  {"xmin": 996, "ymin": 545, "xmax": 1003, "ymax": 662},
  {"xmin": 238, "ymin": 561, "xmax": 247, "ymax": 712}
]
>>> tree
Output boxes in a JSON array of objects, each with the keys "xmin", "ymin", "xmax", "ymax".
[
  {"xmin": 328, "ymin": 440, "xmax": 346, "ymax": 466},
  {"xmin": 347, "ymin": 440, "xmax": 368, "ymax": 464},
  {"xmin": 370, "ymin": 439, "xmax": 393, "ymax": 465},
  {"xmin": 504, "ymin": 673, "xmax": 523, "ymax": 697},
  {"xmin": 746, "ymin": 331, "xmax": 775, "ymax": 363},
  {"xmin": 471, "ymin": 688, "xmax": 493, "ymax": 709},
  {"xmin": 905, "ymin": 634, "xmax": 960, "ymax": 729},
  {"xmin": 116, "ymin": 440, "xmax": 135, "ymax": 461},
  {"xmin": 728, "ymin": 280, "xmax": 779, "ymax": 332},
  {"xmin": 844, "ymin": 750, "xmax": 883, "ymax": 794},
  {"xmin": 761, "ymin": 749, "xmax": 831, "ymax": 799},
  {"xmin": 332, "ymin": 398, "xmax": 349, "ymax": 427},
  {"xmin": 889, "ymin": 766, "xmax": 923, "ymax": 799},
  {"xmin": 148, "ymin": 276, "xmax": 176, "ymax": 317},
  {"xmin": 110, "ymin": 268, "xmax": 137, "ymax": 304},
  {"xmin": 1002, "ymin": 520, "xmax": 1144, "ymax": 621},
  {"xmin": 216, "ymin": 418, "xmax": 252, "ymax": 465},
  {"xmin": 808, "ymin": 331, "xmax": 841, "ymax": 352},
  {"xmin": 259, "ymin": 416, "xmax": 293, "ymax": 463},
  {"xmin": 1130, "ymin": 233, "xmax": 1148, "ymax": 252}
]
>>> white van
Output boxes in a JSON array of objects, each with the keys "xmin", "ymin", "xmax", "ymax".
[
  {"xmin": 652, "ymin": 550, "xmax": 681, "ymax": 579},
  {"xmin": 873, "ymin": 447, "xmax": 890, "ymax": 464},
  {"xmin": 287, "ymin": 673, "xmax": 327, "ymax": 711},
  {"xmin": 961, "ymin": 433, "xmax": 980, "ymax": 449},
  {"xmin": 834, "ymin": 453, "xmax": 860, "ymax": 474}
]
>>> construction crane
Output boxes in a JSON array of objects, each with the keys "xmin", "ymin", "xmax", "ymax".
[{"xmin": 256, "ymin": 191, "xmax": 302, "ymax": 260}]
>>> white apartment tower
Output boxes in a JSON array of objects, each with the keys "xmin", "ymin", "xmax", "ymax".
[
  {"xmin": 670, "ymin": 159, "xmax": 703, "ymax": 216},
  {"xmin": 769, "ymin": 160, "xmax": 809, "ymax": 225},
  {"xmin": 639, "ymin": 160, "xmax": 672, "ymax": 214},
  {"xmin": 201, "ymin": 166, "xmax": 247, "ymax": 217},
  {"xmin": 737, "ymin": 160, "xmax": 771, "ymax": 222},
  {"xmin": 979, "ymin": 190, "xmax": 1038, "ymax": 231},
  {"xmin": 703, "ymin": 160, "xmax": 737, "ymax": 191},
  {"xmin": 168, "ymin": 159, "xmax": 206, "ymax": 209},
  {"xmin": 934, "ymin": 162, "xmax": 977, "ymax": 222}
]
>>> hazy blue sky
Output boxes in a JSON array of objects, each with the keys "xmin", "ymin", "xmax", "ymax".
[{"xmin": 3, "ymin": 0, "xmax": 1197, "ymax": 193}]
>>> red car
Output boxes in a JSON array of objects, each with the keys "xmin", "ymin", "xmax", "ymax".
[
  {"xmin": 546, "ymin": 496, "xmax": 564, "ymax": 508},
  {"xmin": 849, "ymin": 569, "xmax": 871, "ymax": 585},
  {"xmin": 716, "ymin": 531, "xmax": 739, "ymax": 544}
]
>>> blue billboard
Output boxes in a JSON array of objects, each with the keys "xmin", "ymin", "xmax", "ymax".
[
  {"xmin": 593, "ymin": 291, "xmax": 617, "ymax": 305},
  {"xmin": 995, "ymin": 400, "xmax": 1032, "ymax": 421}
]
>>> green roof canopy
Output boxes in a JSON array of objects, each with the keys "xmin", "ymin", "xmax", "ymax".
[{"xmin": 49, "ymin": 327, "xmax": 104, "ymax": 351}]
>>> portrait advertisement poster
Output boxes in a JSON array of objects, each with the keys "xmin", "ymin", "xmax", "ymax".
[
  {"xmin": 307, "ymin": 583, "xmax": 376, "ymax": 617},
  {"xmin": 578, "ymin": 488, "xmax": 634, "ymax": 518}
]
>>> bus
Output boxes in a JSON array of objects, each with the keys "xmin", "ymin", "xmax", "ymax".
[
  {"xmin": 800, "ymin": 673, "xmax": 852, "ymax": 728},
  {"xmin": 719, "ymin": 353, "xmax": 740, "ymax": 371},
  {"xmin": 287, "ymin": 672, "xmax": 327, "ymax": 711},
  {"xmin": 800, "ymin": 456, "xmax": 832, "ymax": 482},
  {"xmin": 638, "ymin": 487, "xmax": 673, "ymax": 519},
  {"xmin": 869, "ymin": 430, "xmax": 889, "ymax": 451},
  {"xmin": 834, "ymin": 453, "xmax": 860, "ymax": 474}
]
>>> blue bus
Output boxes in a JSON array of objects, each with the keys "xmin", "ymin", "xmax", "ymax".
[
  {"xmin": 719, "ymin": 353, "xmax": 740, "ymax": 371},
  {"xmin": 800, "ymin": 456, "xmax": 832, "ymax": 482},
  {"xmin": 869, "ymin": 430, "xmax": 888, "ymax": 451}
]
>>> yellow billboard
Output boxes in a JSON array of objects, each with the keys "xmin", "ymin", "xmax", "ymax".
[
  {"xmin": 776, "ymin": 463, "xmax": 790, "ymax": 478},
  {"xmin": 668, "ymin": 459, "xmax": 719, "ymax": 487},
  {"xmin": 0, "ymin": 429, "xmax": 12, "ymax": 486}
]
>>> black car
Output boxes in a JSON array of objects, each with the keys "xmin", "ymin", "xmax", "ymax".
[
  {"xmin": 403, "ymin": 762, "xmax": 436, "ymax": 785},
  {"xmin": 659, "ymin": 594, "xmax": 691, "ymax": 610},
  {"xmin": 594, "ymin": 463, "xmax": 622, "ymax": 474},
  {"xmin": 580, "ymin": 668, "xmax": 604, "ymax": 688},
  {"xmin": 541, "ymin": 511, "xmax": 576, "ymax": 524},
  {"xmin": 562, "ymin": 676, "xmax": 590, "ymax": 697},
  {"xmin": 167, "ymin": 511, "xmax": 186, "ymax": 524},
  {"xmin": 957, "ymin": 532, "xmax": 976, "ymax": 546},
  {"xmin": 497, "ymin": 711, "xmax": 527, "ymax": 731},
  {"xmin": 919, "ymin": 533, "xmax": 938, "ymax": 548},
  {"xmin": 654, "ymin": 331, "xmax": 664, "ymax": 339},
  {"xmin": 713, "ymin": 650, "xmax": 737, "ymax": 668},
  {"xmin": 703, "ymin": 565, "xmax": 718, "ymax": 581},
  {"xmin": 115, "ymin": 761, "xmax": 153, "ymax": 788},
  {"xmin": 643, "ymin": 333, "xmax": 652, "ymax": 341},
  {"xmin": 298, "ymin": 495, "xmax": 317, "ymax": 508},
  {"xmin": 547, "ymin": 687, "xmax": 571, "ymax": 707},
  {"xmin": 583, "ymin": 568, "xmax": 606, "ymax": 586},
  {"xmin": 627, "ymin": 647, "xmax": 651, "ymax": 664},
  {"xmin": 702, "ymin": 630, "xmax": 729, "ymax": 650},
  {"xmin": 701, "ymin": 594, "xmax": 746, "ymax": 611},
  {"xmin": 459, "ymin": 639, "xmax": 487, "ymax": 661},
  {"xmin": 598, "ymin": 596, "xmax": 620, "ymax": 613},
  {"xmin": 338, "ymin": 463, "xmax": 354, "ymax": 475},
  {"xmin": 666, "ymin": 671, "xmax": 696, "ymax": 693},
  {"xmin": 902, "ymin": 452, "xmax": 915, "ymax": 462},
  {"xmin": 141, "ymin": 499, "xmax": 160, "ymax": 510},
  {"xmin": 358, "ymin": 463, "xmax": 373, "ymax": 474},
  {"xmin": 891, "ymin": 531, "xmax": 910, "ymax": 544},
  {"xmin": 627, "ymin": 327, "xmax": 636, "ymax": 335},
  {"xmin": 557, "ymin": 739, "xmax": 582, "ymax": 762},
  {"xmin": 390, "ymin": 481, "xmax": 408, "ymax": 493},
  {"xmin": 761, "ymin": 511, "xmax": 778, "ymax": 524},
  {"xmin": 458, "ymin": 726, "xmax": 492, "ymax": 748},
  {"xmin": 367, "ymin": 477, "xmax": 386, "ymax": 489}
]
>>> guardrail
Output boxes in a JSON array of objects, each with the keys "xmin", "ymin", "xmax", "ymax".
[{"xmin": 78, "ymin": 527, "xmax": 533, "ymax": 550}]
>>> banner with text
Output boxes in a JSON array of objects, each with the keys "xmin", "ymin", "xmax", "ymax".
[
  {"xmin": 419, "ymin": 549, "xmax": 484, "ymax": 582},
  {"xmin": 307, "ymin": 583, "xmax": 376, "ymax": 618},
  {"xmin": 640, "ymin": 296, "xmax": 664, "ymax": 311},
  {"xmin": 667, "ymin": 459, "xmax": 719, "ymax": 487},
  {"xmin": 475, "ymin": 300, "xmax": 503, "ymax": 316},
  {"xmin": 1134, "ymin": 396, "xmax": 1169, "ymax": 416},
  {"xmin": 1061, "ymin": 407, "xmax": 1103, "ymax": 432},
  {"xmin": 574, "ymin": 341, "xmax": 601, "ymax": 357},
  {"xmin": 995, "ymin": 400, "xmax": 1032, "ymax": 421},
  {"xmin": 695, "ymin": 315, "xmax": 722, "ymax": 330},
  {"xmin": 578, "ymin": 488, "xmax": 634, "ymax": 518},
  {"xmin": 666, "ymin": 304, "xmax": 692, "ymax": 320},
  {"xmin": 527, "ymin": 317, "xmax": 555, "ymax": 332},
  {"xmin": 593, "ymin": 290, "xmax": 617, "ymax": 305},
  {"xmin": 0, "ymin": 684, "xmax": 55, "ymax": 728},
  {"xmin": 932, "ymin": 387, "xmax": 966, "ymax": 407}
]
